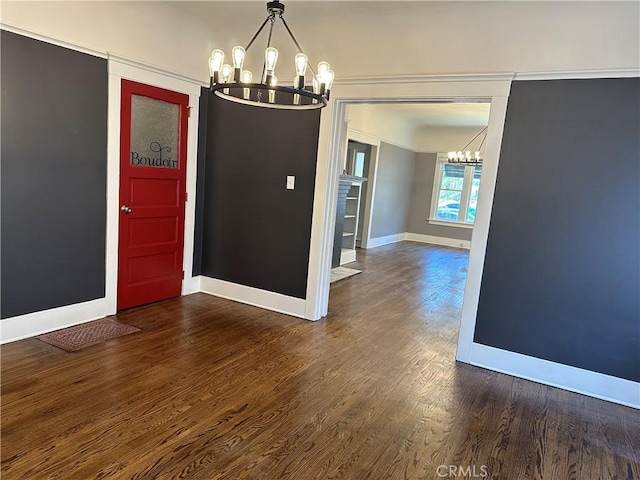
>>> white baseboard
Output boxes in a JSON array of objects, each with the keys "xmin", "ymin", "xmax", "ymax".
[
  {"xmin": 366, "ymin": 233, "xmax": 406, "ymax": 248},
  {"xmin": 199, "ymin": 276, "xmax": 307, "ymax": 319},
  {"xmin": 405, "ymin": 232, "xmax": 471, "ymax": 250},
  {"xmin": 182, "ymin": 275, "xmax": 202, "ymax": 295},
  {"xmin": 0, "ymin": 299, "xmax": 107, "ymax": 345},
  {"xmin": 468, "ymin": 343, "xmax": 640, "ymax": 409},
  {"xmin": 340, "ymin": 249, "xmax": 357, "ymax": 265}
]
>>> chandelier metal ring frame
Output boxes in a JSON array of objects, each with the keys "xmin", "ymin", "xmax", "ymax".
[{"xmin": 208, "ymin": 1, "xmax": 333, "ymax": 110}]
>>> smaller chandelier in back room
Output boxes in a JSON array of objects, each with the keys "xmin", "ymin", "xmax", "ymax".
[
  {"xmin": 208, "ymin": 1, "xmax": 335, "ymax": 110},
  {"xmin": 448, "ymin": 126, "xmax": 488, "ymax": 166}
]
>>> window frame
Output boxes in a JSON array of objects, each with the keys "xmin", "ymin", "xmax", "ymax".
[{"xmin": 428, "ymin": 153, "xmax": 481, "ymax": 229}]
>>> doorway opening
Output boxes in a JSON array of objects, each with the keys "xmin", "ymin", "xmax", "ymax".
[
  {"xmin": 328, "ymin": 102, "xmax": 491, "ymax": 330},
  {"xmin": 307, "ymin": 78, "xmax": 512, "ymax": 364}
]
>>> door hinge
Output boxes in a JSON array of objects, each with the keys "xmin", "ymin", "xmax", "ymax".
[
  {"xmin": 187, "ymin": 106, "xmax": 192, "ymax": 117},
  {"xmin": 185, "ymin": 192, "xmax": 188, "ymax": 201},
  {"xmin": 182, "ymin": 271, "xmax": 185, "ymax": 279}
]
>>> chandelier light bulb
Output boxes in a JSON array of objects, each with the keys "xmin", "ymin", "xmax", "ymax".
[
  {"xmin": 232, "ymin": 46, "xmax": 246, "ymax": 81},
  {"xmin": 209, "ymin": 49, "xmax": 225, "ymax": 82},
  {"xmin": 466, "ymin": 151, "xmax": 472, "ymax": 160},
  {"xmin": 295, "ymin": 53, "xmax": 308, "ymax": 89},
  {"xmin": 221, "ymin": 64, "xmax": 233, "ymax": 83},
  {"xmin": 268, "ymin": 75, "xmax": 278, "ymax": 103},
  {"xmin": 242, "ymin": 70, "xmax": 253, "ymax": 100},
  {"xmin": 325, "ymin": 70, "xmax": 335, "ymax": 91},
  {"xmin": 317, "ymin": 62, "xmax": 330, "ymax": 95},
  {"xmin": 264, "ymin": 47, "xmax": 279, "ymax": 83},
  {"xmin": 242, "ymin": 70, "xmax": 253, "ymax": 83},
  {"xmin": 458, "ymin": 151, "xmax": 464, "ymax": 160},
  {"xmin": 475, "ymin": 151, "xmax": 481, "ymax": 160},
  {"xmin": 295, "ymin": 53, "xmax": 308, "ymax": 76},
  {"xmin": 317, "ymin": 61, "xmax": 330, "ymax": 78},
  {"xmin": 221, "ymin": 64, "xmax": 233, "ymax": 94}
]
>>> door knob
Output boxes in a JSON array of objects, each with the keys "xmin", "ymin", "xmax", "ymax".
[{"xmin": 120, "ymin": 205, "xmax": 132, "ymax": 214}]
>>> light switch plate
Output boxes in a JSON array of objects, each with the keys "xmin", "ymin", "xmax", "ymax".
[{"xmin": 286, "ymin": 176, "xmax": 295, "ymax": 190}]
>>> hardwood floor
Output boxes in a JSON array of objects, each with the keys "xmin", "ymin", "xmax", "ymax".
[{"xmin": 2, "ymin": 242, "xmax": 638, "ymax": 479}]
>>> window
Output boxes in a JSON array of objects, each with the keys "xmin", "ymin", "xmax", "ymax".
[{"xmin": 429, "ymin": 154, "xmax": 483, "ymax": 227}]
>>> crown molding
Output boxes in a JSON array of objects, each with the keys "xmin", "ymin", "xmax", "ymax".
[
  {"xmin": 1, "ymin": 23, "xmax": 107, "ymax": 58},
  {"xmin": 107, "ymin": 54, "xmax": 207, "ymax": 88},
  {"xmin": 335, "ymin": 73, "xmax": 515, "ymax": 86},
  {"xmin": 514, "ymin": 68, "xmax": 640, "ymax": 80}
]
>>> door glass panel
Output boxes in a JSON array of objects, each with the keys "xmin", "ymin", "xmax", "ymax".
[{"xmin": 130, "ymin": 94, "xmax": 179, "ymax": 168}]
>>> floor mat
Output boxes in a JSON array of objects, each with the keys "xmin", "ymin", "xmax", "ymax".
[
  {"xmin": 37, "ymin": 318, "xmax": 140, "ymax": 352},
  {"xmin": 330, "ymin": 266, "xmax": 362, "ymax": 283}
]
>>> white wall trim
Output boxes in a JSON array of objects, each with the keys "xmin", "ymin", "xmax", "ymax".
[
  {"xmin": 469, "ymin": 343, "xmax": 640, "ymax": 409},
  {"xmin": 0, "ymin": 23, "xmax": 107, "ymax": 58},
  {"xmin": 514, "ymin": 68, "xmax": 640, "ymax": 81},
  {"xmin": 108, "ymin": 54, "xmax": 206, "ymax": 90},
  {"xmin": 307, "ymin": 75, "xmax": 512, "ymax": 324},
  {"xmin": 336, "ymin": 73, "xmax": 515, "ymax": 86},
  {"xmin": 200, "ymin": 277, "xmax": 307, "ymax": 320},
  {"xmin": 183, "ymin": 275, "xmax": 202, "ymax": 296},
  {"xmin": 455, "ymin": 95, "xmax": 510, "ymax": 364},
  {"xmin": 405, "ymin": 233, "xmax": 471, "ymax": 250},
  {"xmin": 0, "ymin": 299, "xmax": 107, "ymax": 344},
  {"xmin": 345, "ymin": 129, "xmax": 381, "ymax": 250},
  {"xmin": 366, "ymin": 233, "xmax": 406, "ymax": 248}
]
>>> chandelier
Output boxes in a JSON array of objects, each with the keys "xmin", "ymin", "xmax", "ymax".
[
  {"xmin": 208, "ymin": 1, "xmax": 334, "ymax": 110},
  {"xmin": 447, "ymin": 126, "xmax": 488, "ymax": 165}
]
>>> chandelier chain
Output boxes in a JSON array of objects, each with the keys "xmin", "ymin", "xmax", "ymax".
[
  {"xmin": 279, "ymin": 16, "xmax": 317, "ymax": 77},
  {"xmin": 461, "ymin": 126, "xmax": 488, "ymax": 151},
  {"xmin": 244, "ymin": 16, "xmax": 271, "ymax": 53}
]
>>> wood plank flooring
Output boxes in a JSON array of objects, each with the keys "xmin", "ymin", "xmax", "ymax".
[{"xmin": 2, "ymin": 242, "xmax": 638, "ymax": 479}]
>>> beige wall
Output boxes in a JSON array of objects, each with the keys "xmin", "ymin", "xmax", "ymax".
[
  {"xmin": 347, "ymin": 105, "xmax": 416, "ymax": 151},
  {"xmin": 414, "ymin": 126, "xmax": 489, "ymax": 155},
  {"xmin": 0, "ymin": 1, "xmax": 211, "ymax": 80},
  {"xmin": 194, "ymin": 1, "xmax": 640, "ymax": 78},
  {"xmin": 4, "ymin": 2, "xmax": 637, "ymax": 83}
]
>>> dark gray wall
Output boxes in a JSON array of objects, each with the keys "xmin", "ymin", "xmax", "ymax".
[
  {"xmin": 192, "ymin": 88, "xmax": 209, "ymax": 277},
  {"xmin": 406, "ymin": 152, "xmax": 473, "ymax": 242},
  {"xmin": 1, "ymin": 31, "xmax": 108, "ymax": 319},
  {"xmin": 474, "ymin": 78, "xmax": 640, "ymax": 382},
  {"xmin": 199, "ymin": 94, "xmax": 320, "ymax": 299},
  {"xmin": 370, "ymin": 142, "xmax": 415, "ymax": 239}
]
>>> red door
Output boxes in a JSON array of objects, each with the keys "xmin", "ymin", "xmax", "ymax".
[{"xmin": 117, "ymin": 80, "xmax": 188, "ymax": 310}]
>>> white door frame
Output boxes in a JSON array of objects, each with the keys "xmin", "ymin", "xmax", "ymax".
[
  {"xmin": 304, "ymin": 72, "xmax": 640, "ymax": 408},
  {"xmin": 105, "ymin": 56, "xmax": 203, "ymax": 315},
  {"xmin": 303, "ymin": 76, "xmax": 514, "ymax": 349},
  {"xmin": 344, "ymin": 129, "xmax": 381, "ymax": 250}
]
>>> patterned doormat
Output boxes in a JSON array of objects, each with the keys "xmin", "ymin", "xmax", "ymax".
[
  {"xmin": 330, "ymin": 266, "xmax": 362, "ymax": 283},
  {"xmin": 37, "ymin": 318, "xmax": 140, "ymax": 352}
]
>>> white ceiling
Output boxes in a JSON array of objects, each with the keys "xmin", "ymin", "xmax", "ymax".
[
  {"xmin": 352, "ymin": 102, "xmax": 491, "ymax": 129},
  {"xmin": 167, "ymin": 1, "xmax": 429, "ymax": 29},
  {"xmin": 167, "ymin": 2, "xmax": 491, "ymax": 129},
  {"xmin": 375, "ymin": 102, "xmax": 490, "ymax": 128}
]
